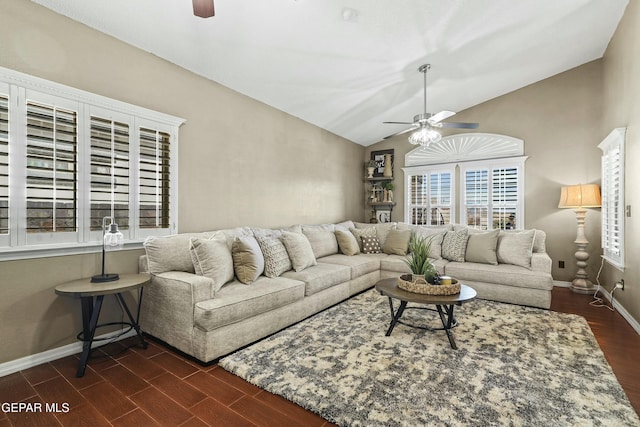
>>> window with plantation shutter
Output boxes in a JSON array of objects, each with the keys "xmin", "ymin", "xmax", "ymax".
[
  {"xmin": 465, "ymin": 169, "xmax": 488, "ymax": 229},
  {"xmin": 491, "ymin": 167, "xmax": 518, "ymax": 230},
  {"xmin": 0, "ymin": 66, "xmax": 183, "ymax": 259},
  {"xmin": 139, "ymin": 127, "xmax": 170, "ymax": 230},
  {"xmin": 406, "ymin": 168, "xmax": 454, "ymax": 225},
  {"xmin": 599, "ymin": 128, "xmax": 625, "ymax": 270},
  {"xmin": 90, "ymin": 116, "xmax": 130, "ymax": 232},
  {"xmin": 26, "ymin": 101, "xmax": 78, "ymax": 235}
]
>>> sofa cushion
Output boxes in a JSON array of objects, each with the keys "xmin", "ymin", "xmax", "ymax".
[
  {"xmin": 190, "ymin": 234, "xmax": 235, "ymax": 293},
  {"xmin": 361, "ymin": 236, "xmax": 382, "ymax": 254},
  {"xmin": 414, "ymin": 229, "xmax": 446, "ymax": 260},
  {"xmin": 335, "ymin": 230, "xmax": 360, "ymax": 256},
  {"xmin": 354, "ymin": 222, "xmax": 395, "ymax": 247},
  {"xmin": 194, "ymin": 277, "xmax": 305, "ymax": 331},
  {"xmin": 232, "ymin": 236, "xmax": 265, "ymax": 284},
  {"xmin": 319, "ymin": 254, "xmax": 380, "ymax": 279},
  {"xmin": 282, "ymin": 263, "xmax": 351, "ymax": 296},
  {"xmin": 465, "ymin": 229, "xmax": 499, "ymax": 265},
  {"xmin": 302, "ymin": 227, "xmax": 339, "ymax": 259},
  {"xmin": 497, "ymin": 229, "xmax": 535, "ymax": 269},
  {"xmin": 255, "ymin": 234, "xmax": 292, "ymax": 278},
  {"xmin": 144, "ymin": 234, "xmax": 195, "ymax": 275},
  {"xmin": 335, "ymin": 220, "xmax": 355, "ymax": 231},
  {"xmin": 383, "ymin": 229, "xmax": 411, "ymax": 255},
  {"xmin": 444, "ymin": 261, "xmax": 553, "ymax": 290},
  {"xmin": 441, "ymin": 229, "xmax": 469, "ymax": 262},
  {"xmin": 281, "ymin": 231, "xmax": 317, "ymax": 272}
]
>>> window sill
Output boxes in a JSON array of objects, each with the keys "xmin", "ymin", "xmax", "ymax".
[
  {"xmin": 602, "ymin": 255, "xmax": 625, "ymax": 272},
  {"xmin": 0, "ymin": 241, "xmax": 145, "ymax": 262}
]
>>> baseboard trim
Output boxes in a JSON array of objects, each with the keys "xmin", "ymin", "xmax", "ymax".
[
  {"xmin": 598, "ymin": 288, "xmax": 640, "ymax": 335},
  {"xmin": 553, "ymin": 280, "xmax": 571, "ymax": 288},
  {"xmin": 0, "ymin": 329, "xmax": 137, "ymax": 378}
]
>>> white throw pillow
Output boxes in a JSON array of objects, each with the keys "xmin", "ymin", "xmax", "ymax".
[
  {"xmin": 497, "ymin": 229, "xmax": 535, "ymax": 269},
  {"xmin": 281, "ymin": 231, "xmax": 317, "ymax": 272},
  {"xmin": 190, "ymin": 234, "xmax": 234, "ymax": 293},
  {"xmin": 255, "ymin": 234, "xmax": 292, "ymax": 278}
]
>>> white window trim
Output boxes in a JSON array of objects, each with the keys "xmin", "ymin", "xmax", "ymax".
[
  {"xmin": 0, "ymin": 66, "xmax": 185, "ymax": 260},
  {"xmin": 402, "ymin": 164, "xmax": 456, "ymax": 225},
  {"xmin": 599, "ymin": 128, "xmax": 625, "ymax": 271},
  {"xmin": 459, "ymin": 156, "xmax": 527, "ymax": 230}
]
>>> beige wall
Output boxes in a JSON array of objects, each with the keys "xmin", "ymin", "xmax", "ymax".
[
  {"xmin": 366, "ymin": 60, "xmax": 603, "ymax": 284},
  {"xmin": 0, "ymin": 1, "xmax": 364, "ymax": 364},
  {"xmin": 600, "ymin": 0, "xmax": 640, "ymax": 323}
]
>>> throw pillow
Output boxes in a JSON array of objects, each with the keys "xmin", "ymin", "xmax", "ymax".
[
  {"xmin": 497, "ymin": 229, "xmax": 535, "ymax": 269},
  {"xmin": 335, "ymin": 230, "xmax": 360, "ymax": 256},
  {"xmin": 281, "ymin": 231, "xmax": 317, "ymax": 272},
  {"xmin": 382, "ymin": 229, "xmax": 411, "ymax": 255},
  {"xmin": 414, "ymin": 228, "xmax": 446, "ymax": 259},
  {"xmin": 302, "ymin": 229, "xmax": 339, "ymax": 258},
  {"xmin": 349, "ymin": 226, "xmax": 377, "ymax": 251},
  {"xmin": 231, "ymin": 236, "xmax": 265, "ymax": 284},
  {"xmin": 255, "ymin": 234, "xmax": 292, "ymax": 278},
  {"xmin": 441, "ymin": 229, "xmax": 469, "ymax": 262},
  {"xmin": 361, "ymin": 236, "xmax": 382, "ymax": 254},
  {"xmin": 144, "ymin": 234, "xmax": 195, "ymax": 275},
  {"xmin": 465, "ymin": 229, "xmax": 499, "ymax": 265},
  {"xmin": 355, "ymin": 222, "xmax": 394, "ymax": 247},
  {"xmin": 190, "ymin": 234, "xmax": 235, "ymax": 293}
]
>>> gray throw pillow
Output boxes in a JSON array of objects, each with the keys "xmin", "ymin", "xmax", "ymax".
[
  {"xmin": 232, "ymin": 236, "xmax": 265, "ymax": 284},
  {"xmin": 281, "ymin": 231, "xmax": 317, "ymax": 272},
  {"xmin": 441, "ymin": 229, "xmax": 469, "ymax": 262},
  {"xmin": 335, "ymin": 230, "xmax": 360, "ymax": 256},
  {"xmin": 465, "ymin": 229, "xmax": 499, "ymax": 265},
  {"xmin": 190, "ymin": 234, "xmax": 235, "ymax": 293},
  {"xmin": 497, "ymin": 229, "xmax": 535, "ymax": 269},
  {"xmin": 382, "ymin": 229, "xmax": 411, "ymax": 255},
  {"xmin": 255, "ymin": 234, "xmax": 292, "ymax": 278}
]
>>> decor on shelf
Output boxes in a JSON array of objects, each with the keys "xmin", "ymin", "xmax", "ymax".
[
  {"xmin": 382, "ymin": 181, "xmax": 394, "ymax": 202},
  {"xmin": 365, "ymin": 160, "xmax": 377, "ymax": 178},
  {"xmin": 403, "ymin": 234, "xmax": 437, "ymax": 283},
  {"xmin": 370, "ymin": 149, "xmax": 393, "ymax": 178},
  {"xmin": 91, "ymin": 216, "xmax": 124, "ymax": 283},
  {"xmin": 558, "ymin": 184, "xmax": 601, "ymax": 294}
]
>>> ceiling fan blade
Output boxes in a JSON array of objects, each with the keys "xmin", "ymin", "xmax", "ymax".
[
  {"xmin": 428, "ymin": 110, "xmax": 456, "ymax": 124},
  {"xmin": 383, "ymin": 121, "xmax": 414, "ymax": 125},
  {"xmin": 193, "ymin": 0, "xmax": 214, "ymax": 18},
  {"xmin": 383, "ymin": 125, "xmax": 419, "ymax": 140},
  {"xmin": 439, "ymin": 122, "xmax": 479, "ymax": 129}
]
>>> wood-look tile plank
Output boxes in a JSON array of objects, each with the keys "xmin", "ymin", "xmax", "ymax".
[
  {"xmin": 118, "ymin": 351, "xmax": 166, "ymax": 381},
  {"xmin": 209, "ymin": 366, "xmax": 262, "ymax": 396},
  {"xmin": 3, "ymin": 396, "xmax": 62, "ymax": 427},
  {"xmin": 178, "ymin": 416, "xmax": 210, "ymax": 427},
  {"xmin": 150, "ymin": 352, "xmax": 199, "ymax": 379},
  {"xmin": 0, "ymin": 373, "xmax": 37, "ymax": 404},
  {"xmin": 53, "ymin": 402, "xmax": 111, "ymax": 427},
  {"xmin": 230, "ymin": 395, "xmax": 307, "ymax": 427},
  {"xmin": 111, "ymin": 408, "xmax": 160, "ymax": 427},
  {"xmin": 150, "ymin": 372, "xmax": 207, "ymax": 409},
  {"xmin": 129, "ymin": 386, "xmax": 193, "ymax": 427},
  {"xmin": 49, "ymin": 356, "xmax": 103, "ymax": 390},
  {"xmin": 21, "ymin": 363, "xmax": 60, "ymax": 386},
  {"xmin": 185, "ymin": 371, "xmax": 245, "ymax": 406},
  {"xmin": 100, "ymin": 364, "xmax": 151, "ymax": 396},
  {"xmin": 255, "ymin": 390, "xmax": 326, "ymax": 427},
  {"xmin": 32, "ymin": 376, "xmax": 86, "ymax": 409},
  {"xmin": 190, "ymin": 397, "xmax": 257, "ymax": 427},
  {"xmin": 82, "ymin": 380, "xmax": 136, "ymax": 421}
]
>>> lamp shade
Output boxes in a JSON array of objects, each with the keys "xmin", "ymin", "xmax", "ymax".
[{"xmin": 558, "ymin": 184, "xmax": 601, "ymax": 208}]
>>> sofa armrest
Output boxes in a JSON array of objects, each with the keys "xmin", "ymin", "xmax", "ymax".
[
  {"xmin": 151, "ymin": 271, "xmax": 215, "ymax": 304},
  {"xmin": 531, "ymin": 252, "xmax": 552, "ymax": 274}
]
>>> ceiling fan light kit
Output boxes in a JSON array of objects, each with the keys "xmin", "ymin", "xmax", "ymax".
[
  {"xmin": 383, "ymin": 64, "xmax": 479, "ymax": 146},
  {"xmin": 193, "ymin": 0, "xmax": 215, "ymax": 18}
]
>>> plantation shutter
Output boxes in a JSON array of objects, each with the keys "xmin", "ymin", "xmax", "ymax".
[
  {"xmin": 410, "ymin": 174, "xmax": 429, "ymax": 225},
  {"xmin": 491, "ymin": 167, "xmax": 518, "ymax": 229},
  {"xmin": 465, "ymin": 169, "xmax": 488, "ymax": 229},
  {"xmin": 0, "ymin": 95, "xmax": 8, "ymax": 235},
  {"xmin": 600, "ymin": 132, "xmax": 624, "ymax": 268},
  {"xmin": 25, "ymin": 101, "xmax": 78, "ymax": 233},
  {"xmin": 139, "ymin": 127, "xmax": 170, "ymax": 229},
  {"xmin": 90, "ymin": 116, "xmax": 130, "ymax": 231},
  {"xmin": 430, "ymin": 172, "xmax": 452, "ymax": 224}
]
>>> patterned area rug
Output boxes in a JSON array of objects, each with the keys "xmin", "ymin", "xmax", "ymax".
[{"xmin": 220, "ymin": 289, "xmax": 639, "ymax": 426}]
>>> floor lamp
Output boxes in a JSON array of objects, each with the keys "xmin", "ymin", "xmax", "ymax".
[{"xmin": 558, "ymin": 184, "xmax": 601, "ymax": 294}]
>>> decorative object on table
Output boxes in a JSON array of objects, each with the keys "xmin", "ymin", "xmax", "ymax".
[
  {"xmin": 365, "ymin": 159, "xmax": 377, "ymax": 178},
  {"xmin": 382, "ymin": 64, "xmax": 478, "ymax": 146},
  {"xmin": 91, "ymin": 216, "xmax": 124, "ymax": 283},
  {"xmin": 220, "ymin": 290, "xmax": 639, "ymax": 427},
  {"xmin": 403, "ymin": 234, "xmax": 437, "ymax": 283},
  {"xmin": 558, "ymin": 184, "xmax": 601, "ymax": 294},
  {"xmin": 370, "ymin": 149, "xmax": 393, "ymax": 178},
  {"xmin": 397, "ymin": 273, "xmax": 461, "ymax": 295}
]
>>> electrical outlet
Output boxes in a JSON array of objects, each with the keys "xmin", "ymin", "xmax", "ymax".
[
  {"xmin": 559, "ymin": 260, "xmax": 565, "ymax": 268},
  {"xmin": 616, "ymin": 279, "xmax": 625, "ymax": 290}
]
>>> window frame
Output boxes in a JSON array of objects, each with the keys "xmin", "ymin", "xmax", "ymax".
[
  {"xmin": 599, "ymin": 128, "xmax": 625, "ymax": 271},
  {"xmin": 403, "ymin": 165, "xmax": 456, "ymax": 226},
  {"xmin": 0, "ymin": 66, "xmax": 184, "ymax": 260}
]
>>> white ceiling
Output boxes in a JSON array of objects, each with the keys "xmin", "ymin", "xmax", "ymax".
[{"xmin": 31, "ymin": 0, "xmax": 628, "ymax": 146}]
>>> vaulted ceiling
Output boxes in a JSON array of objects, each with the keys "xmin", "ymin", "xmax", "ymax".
[{"xmin": 32, "ymin": 0, "xmax": 628, "ymax": 146}]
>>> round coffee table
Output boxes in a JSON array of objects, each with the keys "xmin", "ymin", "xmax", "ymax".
[{"xmin": 375, "ymin": 277, "xmax": 477, "ymax": 349}]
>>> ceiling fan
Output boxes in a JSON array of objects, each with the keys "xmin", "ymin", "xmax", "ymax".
[
  {"xmin": 193, "ymin": 0, "xmax": 215, "ymax": 18},
  {"xmin": 383, "ymin": 64, "xmax": 478, "ymax": 145}
]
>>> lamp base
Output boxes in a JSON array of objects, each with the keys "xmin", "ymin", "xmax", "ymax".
[
  {"xmin": 91, "ymin": 273, "xmax": 120, "ymax": 283},
  {"xmin": 570, "ymin": 278, "xmax": 595, "ymax": 294}
]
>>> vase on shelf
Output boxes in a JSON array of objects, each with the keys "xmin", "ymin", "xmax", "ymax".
[
  {"xmin": 367, "ymin": 167, "xmax": 375, "ymax": 178},
  {"xmin": 383, "ymin": 154, "xmax": 393, "ymax": 177}
]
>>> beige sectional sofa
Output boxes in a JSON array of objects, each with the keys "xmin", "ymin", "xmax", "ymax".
[{"xmin": 138, "ymin": 221, "xmax": 553, "ymax": 363}]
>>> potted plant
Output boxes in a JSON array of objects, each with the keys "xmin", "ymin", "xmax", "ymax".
[
  {"xmin": 366, "ymin": 160, "xmax": 377, "ymax": 178},
  {"xmin": 404, "ymin": 234, "xmax": 437, "ymax": 284}
]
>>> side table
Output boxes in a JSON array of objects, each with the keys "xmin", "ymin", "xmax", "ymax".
[{"xmin": 55, "ymin": 273, "xmax": 151, "ymax": 377}]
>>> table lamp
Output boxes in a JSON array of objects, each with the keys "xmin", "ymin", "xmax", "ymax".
[
  {"xmin": 91, "ymin": 216, "xmax": 124, "ymax": 283},
  {"xmin": 558, "ymin": 184, "xmax": 601, "ymax": 293}
]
